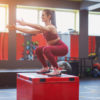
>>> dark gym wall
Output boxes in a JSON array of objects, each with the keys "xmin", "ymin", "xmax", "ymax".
[
  {"xmin": 16, "ymin": 0, "xmax": 81, "ymax": 10},
  {"xmin": 0, "ymin": 0, "xmax": 81, "ymax": 10}
]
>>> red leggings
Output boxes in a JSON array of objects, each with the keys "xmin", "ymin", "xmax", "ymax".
[{"xmin": 36, "ymin": 40, "xmax": 68, "ymax": 68}]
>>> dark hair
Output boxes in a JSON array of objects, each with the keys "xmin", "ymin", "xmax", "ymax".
[{"xmin": 43, "ymin": 9, "xmax": 56, "ymax": 27}]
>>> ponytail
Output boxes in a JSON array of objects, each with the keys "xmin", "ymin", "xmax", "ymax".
[{"xmin": 51, "ymin": 10, "xmax": 56, "ymax": 27}]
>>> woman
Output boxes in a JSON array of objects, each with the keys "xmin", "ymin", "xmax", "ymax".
[{"xmin": 7, "ymin": 9, "xmax": 68, "ymax": 76}]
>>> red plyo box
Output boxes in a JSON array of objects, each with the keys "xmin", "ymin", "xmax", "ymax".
[{"xmin": 17, "ymin": 73, "xmax": 79, "ymax": 100}]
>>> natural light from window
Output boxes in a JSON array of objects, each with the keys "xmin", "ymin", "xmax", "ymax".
[
  {"xmin": 16, "ymin": 6, "xmax": 38, "ymax": 33},
  {"xmin": 16, "ymin": 6, "xmax": 79, "ymax": 34},
  {"xmin": 89, "ymin": 12, "xmax": 100, "ymax": 36},
  {"xmin": 56, "ymin": 11, "xmax": 75, "ymax": 33},
  {"xmin": 0, "ymin": 4, "xmax": 8, "ymax": 32}
]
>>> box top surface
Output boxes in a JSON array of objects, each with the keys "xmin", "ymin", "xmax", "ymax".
[{"xmin": 17, "ymin": 73, "xmax": 78, "ymax": 79}]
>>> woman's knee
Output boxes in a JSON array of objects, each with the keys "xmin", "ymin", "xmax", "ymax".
[
  {"xmin": 43, "ymin": 47, "xmax": 50, "ymax": 55},
  {"xmin": 36, "ymin": 47, "xmax": 43, "ymax": 55}
]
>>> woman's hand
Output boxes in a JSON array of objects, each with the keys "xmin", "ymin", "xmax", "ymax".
[
  {"xmin": 17, "ymin": 19, "xmax": 26, "ymax": 26},
  {"xmin": 6, "ymin": 25, "xmax": 16, "ymax": 30}
]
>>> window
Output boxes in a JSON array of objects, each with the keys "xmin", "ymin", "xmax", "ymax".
[
  {"xmin": 16, "ymin": 6, "xmax": 79, "ymax": 34},
  {"xmin": 56, "ymin": 10, "xmax": 79, "ymax": 34},
  {"xmin": 17, "ymin": 6, "xmax": 38, "ymax": 23},
  {"xmin": 0, "ymin": 4, "xmax": 8, "ymax": 32},
  {"xmin": 0, "ymin": 4, "xmax": 8, "ymax": 61},
  {"xmin": 56, "ymin": 11, "xmax": 75, "ymax": 33},
  {"xmin": 39, "ymin": 10, "xmax": 45, "ymax": 26},
  {"xmin": 89, "ymin": 12, "xmax": 100, "ymax": 36},
  {"xmin": 16, "ymin": 6, "xmax": 38, "ymax": 33}
]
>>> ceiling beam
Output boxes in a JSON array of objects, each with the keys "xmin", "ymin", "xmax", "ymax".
[
  {"xmin": 84, "ymin": 0, "xmax": 100, "ymax": 2},
  {"xmin": 80, "ymin": 1, "xmax": 100, "ymax": 10},
  {"xmin": 88, "ymin": 3, "xmax": 100, "ymax": 10}
]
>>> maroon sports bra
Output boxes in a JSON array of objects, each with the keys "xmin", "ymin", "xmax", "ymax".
[{"xmin": 43, "ymin": 32, "xmax": 58, "ymax": 41}]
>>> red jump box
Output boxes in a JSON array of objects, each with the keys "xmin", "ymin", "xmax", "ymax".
[{"xmin": 17, "ymin": 73, "xmax": 79, "ymax": 100}]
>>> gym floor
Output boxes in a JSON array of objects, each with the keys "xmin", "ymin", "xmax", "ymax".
[
  {"xmin": 79, "ymin": 78, "xmax": 100, "ymax": 100},
  {"xmin": 0, "ymin": 78, "xmax": 100, "ymax": 100}
]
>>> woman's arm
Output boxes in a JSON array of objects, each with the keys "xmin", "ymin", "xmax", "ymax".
[
  {"xmin": 17, "ymin": 20, "xmax": 52, "ymax": 32},
  {"xmin": 16, "ymin": 27, "xmax": 41, "ymax": 35},
  {"xmin": 7, "ymin": 25, "xmax": 41, "ymax": 35}
]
